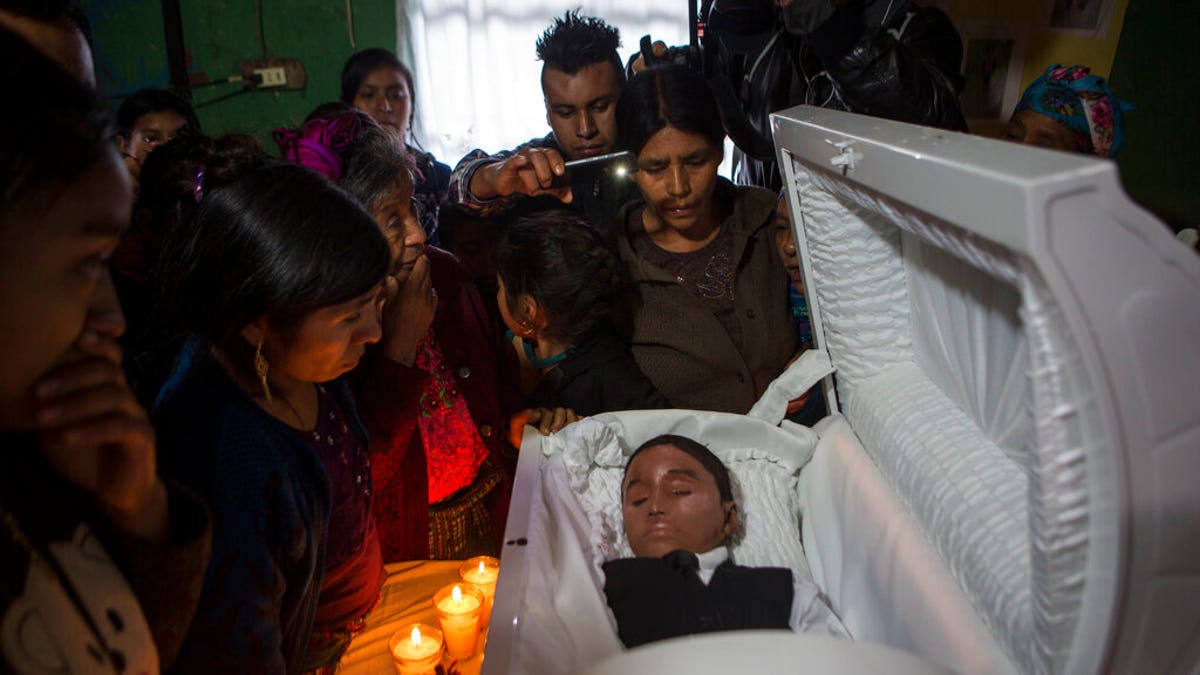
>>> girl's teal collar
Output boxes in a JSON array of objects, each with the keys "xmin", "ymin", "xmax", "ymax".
[{"xmin": 506, "ymin": 330, "xmax": 570, "ymax": 369}]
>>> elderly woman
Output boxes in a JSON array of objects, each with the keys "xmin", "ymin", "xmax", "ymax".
[
  {"xmin": 612, "ymin": 65, "xmax": 797, "ymax": 414},
  {"xmin": 1003, "ymin": 64, "xmax": 1133, "ymax": 158}
]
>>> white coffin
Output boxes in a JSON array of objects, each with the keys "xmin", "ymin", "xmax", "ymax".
[{"xmin": 481, "ymin": 105, "xmax": 1200, "ymax": 675}]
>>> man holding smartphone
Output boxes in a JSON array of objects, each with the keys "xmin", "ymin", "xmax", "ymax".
[{"xmin": 446, "ymin": 11, "xmax": 636, "ymax": 230}]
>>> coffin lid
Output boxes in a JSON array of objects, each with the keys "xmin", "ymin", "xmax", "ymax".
[{"xmin": 771, "ymin": 105, "xmax": 1200, "ymax": 675}]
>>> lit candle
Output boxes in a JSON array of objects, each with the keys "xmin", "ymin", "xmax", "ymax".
[
  {"xmin": 433, "ymin": 583, "xmax": 484, "ymax": 659},
  {"xmin": 458, "ymin": 555, "xmax": 500, "ymax": 631},
  {"xmin": 389, "ymin": 623, "xmax": 442, "ymax": 675}
]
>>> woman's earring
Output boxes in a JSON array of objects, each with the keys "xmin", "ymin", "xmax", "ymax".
[{"xmin": 254, "ymin": 339, "xmax": 272, "ymax": 402}]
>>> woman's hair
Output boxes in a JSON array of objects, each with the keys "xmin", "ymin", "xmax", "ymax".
[
  {"xmin": 115, "ymin": 88, "xmax": 201, "ymax": 139},
  {"xmin": 0, "ymin": 24, "xmax": 109, "ymax": 219},
  {"xmin": 616, "ymin": 65, "xmax": 726, "ymax": 157},
  {"xmin": 625, "ymin": 434, "xmax": 734, "ymax": 503},
  {"xmin": 137, "ymin": 133, "xmax": 263, "ymax": 242},
  {"xmin": 156, "ymin": 161, "xmax": 390, "ymax": 354},
  {"xmin": 495, "ymin": 210, "xmax": 623, "ymax": 345},
  {"xmin": 278, "ymin": 101, "xmax": 413, "ymax": 213}
]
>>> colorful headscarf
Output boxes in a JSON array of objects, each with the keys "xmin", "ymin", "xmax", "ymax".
[
  {"xmin": 1014, "ymin": 64, "xmax": 1133, "ymax": 158},
  {"xmin": 272, "ymin": 110, "xmax": 363, "ymax": 180}
]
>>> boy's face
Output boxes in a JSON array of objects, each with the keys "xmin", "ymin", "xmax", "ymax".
[
  {"xmin": 621, "ymin": 444, "xmax": 736, "ymax": 558},
  {"xmin": 541, "ymin": 61, "xmax": 621, "ymax": 161}
]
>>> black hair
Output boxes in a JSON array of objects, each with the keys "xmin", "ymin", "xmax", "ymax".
[
  {"xmin": 616, "ymin": 65, "xmax": 726, "ymax": 157},
  {"xmin": 156, "ymin": 162, "xmax": 390, "ymax": 359},
  {"xmin": 625, "ymin": 434, "xmax": 734, "ymax": 503},
  {"xmin": 0, "ymin": 0, "xmax": 92, "ymax": 44},
  {"xmin": 137, "ymin": 133, "xmax": 263, "ymax": 244},
  {"xmin": 495, "ymin": 210, "xmax": 623, "ymax": 345},
  {"xmin": 535, "ymin": 11, "xmax": 624, "ymax": 83},
  {"xmin": 0, "ymin": 23, "xmax": 107, "ymax": 218},
  {"xmin": 115, "ymin": 88, "xmax": 200, "ymax": 139},
  {"xmin": 339, "ymin": 48, "xmax": 418, "ymax": 140}
]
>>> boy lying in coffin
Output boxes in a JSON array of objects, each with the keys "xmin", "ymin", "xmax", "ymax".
[{"xmin": 603, "ymin": 435, "xmax": 849, "ymax": 647}]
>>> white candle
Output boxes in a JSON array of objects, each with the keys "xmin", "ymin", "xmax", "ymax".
[
  {"xmin": 459, "ymin": 556, "xmax": 500, "ymax": 631},
  {"xmin": 433, "ymin": 583, "xmax": 483, "ymax": 659},
  {"xmin": 389, "ymin": 623, "xmax": 442, "ymax": 675}
]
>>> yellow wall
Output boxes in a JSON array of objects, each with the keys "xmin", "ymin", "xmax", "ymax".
[{"xmin": 946, "ymin": 0, "xmax": 1130, "ymax": 135}]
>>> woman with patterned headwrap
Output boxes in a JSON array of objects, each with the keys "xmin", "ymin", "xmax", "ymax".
[{"xmin": 1003, "ymin": 64, "xmax": 1133, "ymax": 158}]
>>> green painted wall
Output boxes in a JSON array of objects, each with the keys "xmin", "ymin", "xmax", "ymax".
[
  {"xmin": 1108, "ymin": 0, "xmax": 1199, "ymax": 230},
  {"xmin": 86, "ymin": 0, "xmax": 399, "ymax": 149}
]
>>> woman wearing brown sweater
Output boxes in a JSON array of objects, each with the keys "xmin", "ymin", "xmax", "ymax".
[{"xmin": 612, "ymin": 66, "xmax": 796, "ymax": 413}]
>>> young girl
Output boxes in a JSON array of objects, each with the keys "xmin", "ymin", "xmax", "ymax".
[
  {"xmin": 496, "ymin": 210, "xmax": 669, "ymax": 416},
  {"xmin": 151, "ymin": 152, "xmax": 392, "ymax": 672},
  {"xmin": 0, "ymin": 29, "xmax": 209, "ymax": 672}
]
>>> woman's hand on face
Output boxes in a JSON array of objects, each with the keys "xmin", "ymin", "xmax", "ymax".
[
  {"xmin": 32, "ymin": 328, "xmax": 169, "ymax": 542},
  {"xmin": 380, "ymin": 254, "xmax": 437, "ymax": 367}
]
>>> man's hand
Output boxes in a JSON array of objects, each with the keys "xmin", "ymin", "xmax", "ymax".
[
  {"xmin": 380, "ymin": 255, "xmax": 437, "ymax": 367},
  {"xmin": 33, "ymin": 327, "xmax": 168, "ymax": 542},
  {"xmin": 629, "ymin": 40, "xmax": 669, "ymax": 74},
  {"xmin": 469, "ymin": 147, "xmax": 573, "ymax": 204}
]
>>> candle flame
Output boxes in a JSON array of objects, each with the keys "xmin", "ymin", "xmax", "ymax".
[
  {"xmin": 452, "ymin": 584, "xmax": 462, "ymax": 604},
  {"xmin": 479, "ymin": 560, "xmax": 486, "ymax": 575},
  {"xmin": 411, "ymin": 626, "xmax": 421, "ymax": 646}
]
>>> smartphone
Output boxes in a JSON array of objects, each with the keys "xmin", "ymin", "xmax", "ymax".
[{"xmin": 549, "ymin": 150, "xmax": 635, "ymax": 188}]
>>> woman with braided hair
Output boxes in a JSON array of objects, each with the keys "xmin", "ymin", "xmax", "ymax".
[{"xmin": 496, "ymin": 210, "xmax": 670, "ymax": 417}]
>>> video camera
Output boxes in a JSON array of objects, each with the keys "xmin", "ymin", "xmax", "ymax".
[
  {"xmin": 637, "ymin": 0, "xmax": 782, "ymax": 77},
  {"xmin": 637, "ymin": 0, "xmax": 709, "ymax": 74}
]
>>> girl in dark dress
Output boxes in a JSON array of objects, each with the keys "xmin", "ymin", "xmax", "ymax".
[{"xmin": 496, "ymin": 210, "xmax": 670, "ymax": 416}]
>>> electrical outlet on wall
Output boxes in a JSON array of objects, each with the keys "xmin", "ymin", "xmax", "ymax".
[
  {"xmin": 254, "ymin": 67, "xmax": 287, "ymax": 87},
  {"xmin": 239, "ymin": 58, "xmax": 307, "ymax": 91}
]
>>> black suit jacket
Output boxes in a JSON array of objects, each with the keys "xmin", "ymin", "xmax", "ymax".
[{"xmin": 602, "ymin": 554, "xmax": 793, "ymax": 648}]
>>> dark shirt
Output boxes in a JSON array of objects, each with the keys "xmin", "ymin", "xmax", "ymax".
[
  {"xmin": 155, "ymin": 336, "xmax": 370, "ymax": 674},
  {"xmin": 301, "ymin": 386, "xmax": 384, "ymax": 631},
  {"xmin": 603, "ymin": 551, "xmax": 794, "ymax": 648},
  {"xmin": 411, "ymin": 146, "xmax": 451, "ymax": 246},
  {"xmin": 527, "ymin": 329, "xmax": 671, "ymax": 416},
  {"xmin": 632, "ymin": 217, "xmax": 742, "ymax": 351}
]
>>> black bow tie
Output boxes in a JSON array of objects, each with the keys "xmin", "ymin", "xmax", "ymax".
[{"xmin": 662, "ymin": 549, "xmax": 700, "ymax": 576}]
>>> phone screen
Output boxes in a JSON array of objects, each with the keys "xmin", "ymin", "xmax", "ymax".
[{"xmin": 550, "ymin": 151, "xmax": 635, "ymax": 188}]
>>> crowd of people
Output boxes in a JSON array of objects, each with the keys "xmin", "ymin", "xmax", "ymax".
[{"xmin": 0, "ymin": 0, "xmax": 1137, "ymax": 671}]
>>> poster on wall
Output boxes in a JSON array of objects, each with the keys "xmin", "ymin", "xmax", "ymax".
[
  {"xmin": 1044, "ymin": 0, "xmax": 1117, "ymax": 37},
  {"xmin": 958, "ymin": 21, "xmax": 1028, "ymax": 124}
]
